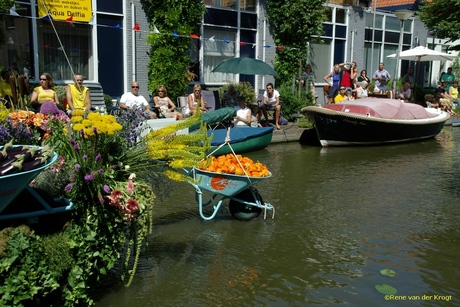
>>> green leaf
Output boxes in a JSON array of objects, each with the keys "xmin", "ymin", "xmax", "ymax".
[
  {"xmin": 375, "ymin": 284, "xmax": 397, "ymax": 295},
  {"xmin": 380, "ymin": 268, "xmax": 397, "ymax": 277}
]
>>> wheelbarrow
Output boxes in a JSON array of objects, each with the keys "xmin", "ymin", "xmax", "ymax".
[
  {"xmin": 185, "ymin": 168, "xmax": 275, "ymax": 221},
  {"xmin": 0, "ymin": 148, "xmax": 73, "ymax": 222}
]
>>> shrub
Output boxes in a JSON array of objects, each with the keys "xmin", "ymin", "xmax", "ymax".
[
  {"xmin": 218, "ymin": 82, "xmax": 256, "ymax": 105},
  {"xmin": 277, "ymin": 82, "xmax": 315, "ymax": 120},
  {"xmin": 104, "ymin": 94, "xmax": 114, "ymax": 107}
]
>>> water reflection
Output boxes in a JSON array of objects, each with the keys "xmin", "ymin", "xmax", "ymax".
[{"xmin": 97, "ymin": 128, "xmax": 460, "ymax": 306}]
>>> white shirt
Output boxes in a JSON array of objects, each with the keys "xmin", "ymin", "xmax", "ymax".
[
  {"xmin": 120, "ymin": 92, "xmax": 148, "ymax": 108},
  {"xmin": 234, "ymin": 106, "xmax": 251, "ymax": 126},
  {"xmin": 263, "ymin": 89, "xmax": 280, "ymax": 105}
]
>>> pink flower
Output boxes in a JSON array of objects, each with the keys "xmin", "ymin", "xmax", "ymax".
[
  {"xmin": 127, "ymin": 180, "xmax": 135, "ymax": 194},
  {"xmin": 126, "ymin": 198, "xmax": 139, "ymax": 213},
  {"xmin": 111, "ymin": 189, "xmax": 123, "ymax": 201}
]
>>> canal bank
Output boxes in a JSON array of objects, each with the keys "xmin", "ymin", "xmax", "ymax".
[{"xmin": 271, "ymin": 122, "xmax": 308, "ymax": 143}]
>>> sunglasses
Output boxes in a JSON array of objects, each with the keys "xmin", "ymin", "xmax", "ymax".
[
  {"xmin": 132, "ymin": 86, "xmax": 139, "ymax": 89},
  {"xmin": 194, "ymin": 90, "xmax": 200, "ymax": 92},
  {"xmin": 76, "ymin": 79, "xmax": 83, "ymax": 82},
  {"xmin": 158, "ymin": 90, "xmax": 164, "ymax": 92},
  {"xmin": 40, "ymin": 78, "xmax": 47, "ymax": 81}
]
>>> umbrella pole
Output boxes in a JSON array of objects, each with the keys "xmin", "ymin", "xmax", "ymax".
[{"xmin": 415, "ymin": 58, "xmax": 421, "ymax": 104}]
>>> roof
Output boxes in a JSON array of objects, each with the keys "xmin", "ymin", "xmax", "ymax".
[{"xmin": 372, "ymin": 0, "xmax": 415, "ymax": 7}]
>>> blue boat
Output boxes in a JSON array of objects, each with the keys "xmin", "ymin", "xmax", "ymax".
[{"xmin": 208, "ymin": 127, "xmax": 274, "ymax": 155}]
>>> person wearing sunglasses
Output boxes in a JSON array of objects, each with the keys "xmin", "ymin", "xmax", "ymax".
[
  {"xmin": 153, "ymin": 85, "xmax": 183, "ymax": 120},
  {"xmin": 65, "ymin": 73, "xmax": 92, "ymax": 114},
  {"xmin": 187, "ymin": 84, "xmax": 207, "ymax": 116},
  {"xmin": 334, "ymin": 87, "xmax": 347, "ymax": 104},
  {"xmin": 119, "ymin": 81, "xmax": 156, "ymax": 119},
  {"xmin": 30, "ymin": 72, "xmax": 59, "ymax": 111}
]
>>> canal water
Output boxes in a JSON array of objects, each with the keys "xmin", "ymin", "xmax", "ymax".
[{"xmin": 96, "ymin": 127, "xmax": 460, "ymax": 306}]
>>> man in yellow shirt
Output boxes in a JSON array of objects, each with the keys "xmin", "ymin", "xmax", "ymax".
[
  {"xmin": 66, "ymin": 74, "xmax": 91, "ymax": 113},
  {"xmin": 334, "ymin": 86, "xmax": 347, "ymax": 103}
]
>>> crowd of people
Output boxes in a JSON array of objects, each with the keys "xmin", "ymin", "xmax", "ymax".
[{"xmin": 2, "ymin": 63, "xmax": 457, "ymax": 122}]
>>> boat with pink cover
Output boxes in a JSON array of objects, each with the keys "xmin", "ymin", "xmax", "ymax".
[{"xmin": 301, "ymin": 98, "xmax": 450, "ymax": 147}]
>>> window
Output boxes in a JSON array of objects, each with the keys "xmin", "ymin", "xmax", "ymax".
[
  {"xmin": 203, "ymin": 29, "xmax": 236, "ymax": 83},
  {"xmin": 37, "ymin": 20, "xmax": 92, "ymax": 80}
]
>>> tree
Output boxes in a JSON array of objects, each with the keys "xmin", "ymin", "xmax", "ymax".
[
  {"xmin": 141, "ymin": 0, "xmax": 206, "ymax": 100},
  {"xmin": 266, "ymin": 0, "xmax": 325, "ymax": 85},
  {"xmin": 419, "ymin": 0, "xmax": 460, "ymax": 50}
]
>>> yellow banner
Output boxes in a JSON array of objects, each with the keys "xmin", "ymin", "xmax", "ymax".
[{"xmin": 38, "ymin": 0, "xmax": 92, "ymax": 23}]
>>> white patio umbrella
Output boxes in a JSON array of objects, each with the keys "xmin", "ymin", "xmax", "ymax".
[{"xmin": 387, "ymin": 46, "xmax": 456, "ymax": 100}]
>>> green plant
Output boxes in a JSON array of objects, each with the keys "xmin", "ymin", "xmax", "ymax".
[
  {"xmin": 218, "ymin": 82, "xmax": 256, "ymax": 105},
  {"xmin": 104, "ymin": 94, "xmax": 114, "ymax": 107},
  {"xmin": 0, "ymin": 226, "xmax": 64, "ymax": 306},
  {"xmin": 142, "ymin": 0, "xmax": 206, "ymax": 100},
  {"xmin": 54, "ymin": 85, "xmax": 66, "ymax": 103},
  {"xmin": 277, "ymin": 82, "xmax": 315, "ymax": 120}
]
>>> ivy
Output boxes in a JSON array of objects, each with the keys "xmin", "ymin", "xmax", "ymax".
[
  {"xmin": 141, "ymin": 0, "xmax": 206, "ymax": 100},
  {"xmin": 267, "ymin": 0, "xmax": 325, "ymax": 85}
]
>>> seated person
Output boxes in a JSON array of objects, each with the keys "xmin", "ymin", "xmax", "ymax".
[
  {"xmin": 30, "ymin": 72, "xmax": 59, "ymax": 111},
  {"xmin": 188, "ymin": 84, "xmax": 207, "ymax": 115},
  {"xmin": 153, "ymin": 85, "xmax": 183, "ymax": 120},
  {"xmin": 261, "ymin": 83, "xmax": 281, "ymax": 130},
  {"xmin": 0, "ymin": 69, "xmax": 15, "ymax": 108},
  {"xmin": 119, "ymin": 81, "xmax": 156, "ymax": 119},
  {"xmin": 356, "ymin": 81, "xmax": 368, "ymax": 99},
  {"xmin": 222, "ymin": 85, "xmax": 239, "ymax": 108},
  {"xmin": 397, "ymin": 82, "xmax": 412, "ymax": 103},
  {"xmin": 66, "ymin": 73, "xmax": 91, "ymax": 114},
  {"xmin": 425, "ymin": 94, "xmax": 434, "ymax": 108},
  {"xmin": 233, "ymin": 96, "xmax": 252, "ymax": 127},
  {"xmin": 345, "ymin": 89, "xmax": 355, "ymax": 100},
  {"xmin": 250, "ymin": 103, "xmax": 262, "ymax": 127},
  {"xmin": 334, "ymin": 87, "xmax": 347, "ymax": 103}
]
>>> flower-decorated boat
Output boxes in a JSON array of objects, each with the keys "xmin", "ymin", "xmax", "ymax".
[{"xmin": 301, "ymin": 98, "xmax": 450, "ymax": 147}]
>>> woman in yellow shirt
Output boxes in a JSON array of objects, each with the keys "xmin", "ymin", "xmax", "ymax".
[
  {"xmin": 30, "ymin": 72, "xmax": 59, "ymax": 110},
  {"xmin": 0, "ymin": 69, "xmax": 15, "ymax": 108},
  {"xmin": 448, "ymin": 80, "xmax": 460, "ymax": 106}
]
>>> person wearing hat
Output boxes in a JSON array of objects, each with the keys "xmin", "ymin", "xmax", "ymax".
[{"xmin": 233, "ymin": 96, "xmax": 252, "ymax": 127}]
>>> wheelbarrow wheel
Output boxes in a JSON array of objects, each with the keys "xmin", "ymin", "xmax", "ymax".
[{"xmin": 229, "ymin": 188, "xmax": 263, "ymax": 221}]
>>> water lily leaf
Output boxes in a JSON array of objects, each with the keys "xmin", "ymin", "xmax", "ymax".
[
  {"xmin": 380, "ymin": 268, "xmax": 397, "ymax": 277},
  {"xmin": 375, "ymin": 284, "xmax": 397, "ymax": 295}
]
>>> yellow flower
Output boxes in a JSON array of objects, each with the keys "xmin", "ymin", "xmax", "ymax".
[
  {"xmin": 87, "ymin": 112, "xmax": 101, "ymax": 121},
  {"xmin": 93, "ymin": 122, "xmax": 108, "ymax": 134},
  {"xmin": 73, "ymin": 123, "xmax": 85, "ymax": 131},
  {"xmin": 71, "ymin": 116, "xmax": 83, "ymax": 123},
  {"xmin": 82, "ymin": 119, "xmax": 92, "ymax": 127},
  {"xmin": 84, "ymin": 127, "xmax": 94, "ymax": 137},
  {"xmin": 72, "ymin": 109, "xmax": 85, "ymax": 116}
]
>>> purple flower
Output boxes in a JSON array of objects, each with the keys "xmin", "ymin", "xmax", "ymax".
[
  {"xmin": 75, "ymin": 164, "xmax": 81, "ymax": 169},
  {"xmin": 40, "ymin": 102, "xmax": 60, "ymax": 115},
  {"xmin": 103, "ymin": 184, "xmax": 111, "ymax": 194},
  {"xmin": 93, "ymin": 127, "xmax": 98, "ymax": 135},
  {"xmin": 95, "ymin": 153, "xmax": 102, "ymax": 161},
  {"xmin": 98, "ymin": 168, "xmax": 104, "ymax": 174},
  {"xmin": 70, "ymin": 139, "xmax": 80, "ymax": 151},
  {"xmin": 84, "ymin": 173, "xmax": 95, "ymax": 181},
  {"xmin": 64, "ymin": 183, "xmax": 73, "ymax": 191},
  {"xmin": 82, "ymin": 154, "xmax": 88, "ymax": 160}
]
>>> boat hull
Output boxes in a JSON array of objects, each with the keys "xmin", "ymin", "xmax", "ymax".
[
  {"xmin": 208, "ymin": 127, "xmax": 274, "ymax": 155},
  {"xmin": 302, "ymin": 106, "xmax": 449, "ymax": 147}
]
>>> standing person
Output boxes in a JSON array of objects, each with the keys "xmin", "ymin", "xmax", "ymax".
[
  {"xmin": 30, "ymin": 72, "xmax": 59, "ymax": 110},
  {"xmin": 338, "ymin": 61, "xmax": 356, "ymax": 90},
  {"xmin": 222, "ymin": 85, "xmax": 239, "ymax": 108},
  {"xmin": 153, "ymin": 85, "xmax": 183, "ymax": 120},
  {"xmin": 357, "ymin": 69, "xmax": 371, "ymax": 89},
  {"xmin": 261, "ymin": 83, "xmax": 281, "ymax": 130},
  {"xmin": 323, "ymin": 64, "xmax": 341, "ymax": 104},
  {"xmin": 65, "ymin": 73, "xmax": 91, "ymax": 113},
  {"xmin": 233, "ymin": 96, "xmax": 252, "ymax": 127},
  {"xmin": 372, "ymin": 62, "xmax": 391, "ymax": 93},
  {"xmin": 301, "ymin": 64, "xmax": 316, "ymax": 96},
  {"xmin": 402, "ymin": 66, "xmax": 414, "ymax": 90},
  {"xmin": 351, "ymin": 61, "xmax": 358, "ymax": 89},
  {"xmin": 440, "ymin": 67, "xmax": 455, "ymax": 91},
  {"xmin": 119, "ymin": 81, "xmax": 156, "ymax": 119},
  {"xmin": 187, "ymin": 84, "xmax": 207, "ymax": 116}
]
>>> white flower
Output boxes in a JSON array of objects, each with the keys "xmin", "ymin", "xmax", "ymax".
[
  {"xmin": 128, "ymin": 173, "xmax": 136, "ymax": 180},
  {"xmin": 124, "ymin": 165, "xmax": 130, "ymax": 170}
]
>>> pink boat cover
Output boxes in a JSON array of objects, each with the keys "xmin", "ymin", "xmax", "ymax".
[{"xmin": 324, "ymin": 98, "xmax": 437, "ymax": 119}]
